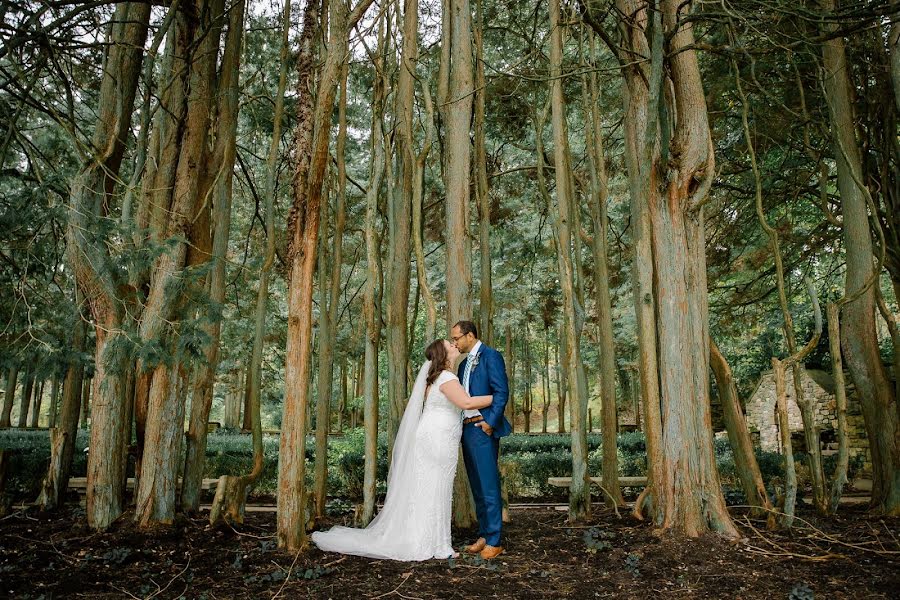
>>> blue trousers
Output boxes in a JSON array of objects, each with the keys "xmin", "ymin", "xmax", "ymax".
[{"xmin": 461, "ymin": 422, "xmax": 502, "ymax": 547}]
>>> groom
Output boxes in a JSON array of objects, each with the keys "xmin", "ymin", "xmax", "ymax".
[{"xmin": 451, "ymin": 320, "xmax": 511, "ymax": 560}]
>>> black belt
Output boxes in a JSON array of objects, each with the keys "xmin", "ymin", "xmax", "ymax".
[{"xmin": 463, "ymin": 415, "xmax": 484, "ymax": 425}]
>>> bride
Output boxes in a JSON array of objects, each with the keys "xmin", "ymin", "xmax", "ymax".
[{"xmin": 311, "ymin": 339, "xmax": 493, "ymax": 561}]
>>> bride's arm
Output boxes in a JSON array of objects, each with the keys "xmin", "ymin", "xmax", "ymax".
[{"xmin": 440, "ymin": 380, "xmax": 493, "ymax": 410}]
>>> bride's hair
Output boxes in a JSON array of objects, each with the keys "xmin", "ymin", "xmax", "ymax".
[{"xmin": 425, "ymin": 339, "xmax": 449, "ymax": 386}]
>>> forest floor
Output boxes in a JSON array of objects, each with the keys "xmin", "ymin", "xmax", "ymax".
[{"xmin": 1, "ymin": 500, "xmax": 898, "ymax": 599}]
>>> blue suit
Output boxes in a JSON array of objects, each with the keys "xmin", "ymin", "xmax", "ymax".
[{"xmin": 459, "ymin": 344, "xmax": 510, "ymax": 547}]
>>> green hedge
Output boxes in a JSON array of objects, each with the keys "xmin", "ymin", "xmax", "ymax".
[{"xmin": 0, "ymin": 428, "xmax": 861, "ymax": 504}]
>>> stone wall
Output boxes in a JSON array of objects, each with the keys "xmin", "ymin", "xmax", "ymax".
[{"xmin": 744, "ymin": 368, "xmax": 871, "ymax": 473}]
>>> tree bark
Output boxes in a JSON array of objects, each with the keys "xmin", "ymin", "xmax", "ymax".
[
  {"xmin": 63, "ymin": 1, "xmax": 150, "ymax": 530},
  {"xmin": 542, "ymin": 327, "xmax": 550, "ymax": 434},
  {"xmin": 523, "ymin": 326, "xmax": 532, "ymax": 434},
  {"xmin": 361, "ymin": 16, "xmax": 387, "ymax": 527},
  {"xmin": 38, "ymin": 302, "xmax": 86, "ymax": 510},
  {"xmin": 505, "ymin": 325, "xmax": 515, "ymax": 432},
  {"xmin": 582, "ymin": 31, "xmax": 623, "ymax": 508},
  {"xmin": 474, "ymin": 0, "xmax": 492, "ymax": 346},
  {"xmin": 182, "ymin": 0, "xmax": 246, "ymax": 514},
  {"xmin": 277, "ymin": 0, "xmax": 374, "ymax": 551},
  {"xmin": 17, "ymin": 366, "xmax": 34, "ymax": 428},
  {"xmin": 47, "ymin": 374, "xmax": 60, "ymax": 429},
  {"xmin": 313, "ymin": 18, "xmax": 345, "ymax": 523},
  {"xmin": 826, "ymin": 303, "xmax": 852, "ymax": 513},
  {"xmin": 588, "ymin": 0, "xmax": 737, "ymax": 537},
  {"xmin": 548, "ymin": 0, "xmax": 590, "ymax": 521},
  {"xmin": 709, "ymin": 337, "xmax": 772, "ymax": 513},
  {"xmin": 385, "ymin": 0, "xmax": 416, "ymax": 452},
  {"xmin": 822, "ymin": 0, "xmax": 900, "ymax": 515},
  {"xmin": 80, "ymin": 374, "xmax": 90, "ymax": 429},
  {"xmin": 0, "ymin": 366, "xmax": 17, "ymax": 427},
  {"xmin": 442, "ymin": 0, "xmax": 478, "ymax": 529},
  {"xmin": 29, "ymin": 379, "xmax": 44, "ymax": 428},
  {"xmin": 135, "ymin": 0, "xmax": 222, "ymax": 528}
]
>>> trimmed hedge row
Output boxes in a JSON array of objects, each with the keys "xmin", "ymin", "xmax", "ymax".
[{"xmin": 0, "ymin": 428, "xmax": 861, "ymax": 503}]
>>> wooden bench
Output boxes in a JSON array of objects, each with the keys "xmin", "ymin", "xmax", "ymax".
[
  {"xmin": 67, "ymin": 477, "xmax": 219, "ymax": 492},
  {"xmin": 547, "ymin": 476, "xmax": 648, "ymax": 488}
]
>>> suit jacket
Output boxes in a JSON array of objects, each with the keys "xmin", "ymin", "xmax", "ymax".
[{"xmin": 458, "ymin": 344, "xmax": 512, "ymax": 438}]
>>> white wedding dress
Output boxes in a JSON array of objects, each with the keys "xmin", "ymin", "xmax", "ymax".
[{"xmin": 311, "ymin": 364, "xmax": 461, "ymax": 561}]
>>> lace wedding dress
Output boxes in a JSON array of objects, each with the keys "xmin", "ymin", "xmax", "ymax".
[{"xmin": 311, "ymin": 364, "xmax": 461, "ymax": 561}]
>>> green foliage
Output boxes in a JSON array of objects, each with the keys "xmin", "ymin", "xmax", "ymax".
[
  {"xmin": 582, "ymin": 527, "xmax": 615, "ymax": 554},
  {"xmin": 0, "ymin": 426, "xmax": 868, "ymax": 507},
  {"xmin": 789, "ymin": 583, "xmax": 815, "ymax": 600}
]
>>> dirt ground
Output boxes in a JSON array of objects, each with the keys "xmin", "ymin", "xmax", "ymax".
[{"xmin": 1, "ymin": 501, "xmax": 897, "ymax": 599}]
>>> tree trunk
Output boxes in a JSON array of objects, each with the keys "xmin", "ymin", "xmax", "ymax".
[
  {"xmin": 504, "ymin": 325, "xmax": 515, "ymax": 432},
  {"xmin": 223, "ymin": 373, "xmax": 242, "ymax": 429},
  {"xmin": 29, "ymin": 379, "xmax": 44, "ymax": 428},
  {"xmin": 592, "ymin": 0, "xmax": 737, "ymax": 538},
  {"xmin": 826, "ymin": 303, "xmax": 852, "ymax": 513},
  {"xmin": 583, "ymin": 31, "xmax": 623, "ymax": 507},
  {"xmin": 80, "ymin": 375, "xmax": 90, "ymax": 429},
  {"xmin": 361, "ymin": 16, "xmax": 387, "ymax": 527},
  {"xmin": 542, "ymin": 327, "xmax": 550, "ymax": 434},
  {"xmin": 278, "ymin": 0, "xmax": 320, "ymax": 548},
  {"xmin": 443, "ymin": 0, "xmax": 474, "ymax": 323},
  {"xmin": 734, "ymin": 53, "xmax": 827, "ymax": 515},
  {"xmin": 411, "ymin": 76, "xmax": 437, "ymax": 342},
  {"xmin": 38, "ymin": 304, "xmax": 86, "ymax": 510},
  {"xmin": 277, "ymin": 0, "xmax": 374, "ymax": 551},
  {"xmin": 181, "ymin": 0, "xmax": 246, "ymax": 515},
  {"xmin": 383, "ymin": 0, "xmax": 416, "ymax": 453},
  {"xmin": 822, "ymin": 0, "xmax": 900, "ymax": 515},
  {"xmin": 556, "ymin": 328, "xmax": 569, "ymax": 433},
  {"xmin": 523, "ymin": 328, "xmax": 532, "ymax": 434},
  {"xmin": 474, "ymin": 0, "xmax": 492, "ymax": 346},
  {"xmin": 47, "ymin": 374, "xmax": 60, "ymax": 429},
  {"xmin": 313, "ymin": 17, "xmax": 346, "ymax": 524},
  {"xmin": 548, "ymin": 0, "xmax": 589, "ymax": 521},
  {"xmin": 442, "ymin": 0, "xmax": 478, "ymax": 529},
  {"xmin": 17, "ymin": 366, "xmax": 34, "ymax": 427},
  {"xmin": 709, "ymin": 337, "xmax": 772, "ymax": 513},
  {"xmin": 135, "ymin": 0, "xmax": 221, "ymax": 528},
  {"xmin": 0, "ymin": 366, "xmax": 17, "ymax": 427}
]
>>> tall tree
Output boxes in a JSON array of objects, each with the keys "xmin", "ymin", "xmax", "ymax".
[
  {"xmin": 442, "ymin": 0, "xmax": 479, "ymax": 528},
  {"xmin": 313, "ymin": 57, "xmax": 348, "ymax": 521},
  {"xmin": 278, "ymin": 0, "xmax": 375, "ymax": 549},
  {"xmin": 182, "ymin": 0, "xmax": 247, "ymax": 514},
  {"xmin": 38, "ymin": 299, "xmax": 86, "ymax": 510},
  {"xmin": 361, "ymin": 14, "xmax": 387, "ymax": 526},
  {"xmin": 584, "ymin": 0, "xmax": 738, "ymax": 537},
  {"xmin": 549, "ymin": 0, "xmax": 590, "ymax": 521},
  {"xmin": 135, "ymin": 0, "xmax": 227, "ymax": 527},
  {"xmin": 821, "ymin": 0, "xmax": 900, "ymax": 514},
  {"xmin": 385, "ymin": 0, "xmax": 416, "ymax": 449},
  {"xmin": 65, "ymin": 1, "xmax": 151, "ymax": 530},
  {"xmin": 582, "ymin": 31, "xmax": 623, "ymax": 508}
]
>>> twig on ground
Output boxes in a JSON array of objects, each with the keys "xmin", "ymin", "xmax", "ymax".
[
  {"xmin": 109, "ymin": 584, "xmax": 142, "ymax": 599},
  {"xmin": 370, "ymin": 570, "xmax": 415, "ymax": 599},
  {"xmin": 271, "ymin": 550, "xmax": 302, "ymax": 600},
  {"xmin": 733, "ymin": 505, "xmax": 900, "ymax": 556},
  {"xmin": 323, "ymin": 556, "xmax": 346, "ymax": 568},
  {"xmin": 145, "ymin": 556, "xmax": 191, "ymax": 600},
  {"xmin": 226, "ymin": 521, "xmax": 276, "ymax": 539}
]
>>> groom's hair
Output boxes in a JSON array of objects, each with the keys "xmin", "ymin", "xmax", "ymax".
[{"xmin": 454, "ymin": 320, "xmax": 478, "ymax": 338}]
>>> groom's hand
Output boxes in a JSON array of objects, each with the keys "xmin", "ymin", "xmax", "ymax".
[{"xmin": 476, "ymin": 422, "xmax": 493, "ymax": 436}]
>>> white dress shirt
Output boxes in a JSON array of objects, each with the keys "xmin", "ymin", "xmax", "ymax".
[{"xmin": 462, "ymin": 340, "xmax": 483, "ymax": 419}]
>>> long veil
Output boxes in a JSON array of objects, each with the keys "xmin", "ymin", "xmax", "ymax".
[{"xmin": 310, "ymin": 361, "xmax": 431, "ymax": 559}]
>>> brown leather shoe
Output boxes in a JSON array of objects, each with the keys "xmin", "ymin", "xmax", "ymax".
[
  {"xmin": 480, "ymin": 545, "xmax": 504, "ymax": 560},
  {"xmin": 464, "ymin": 537, "xmax": 486, "ymax": 554}
]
